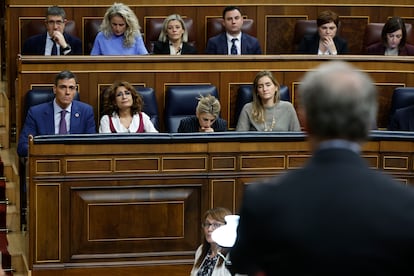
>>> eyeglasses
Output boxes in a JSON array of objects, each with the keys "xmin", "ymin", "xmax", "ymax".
[
  {"xmin": 202, "ymin": 222, "xmax": 224, "ymax": 229},
  {"xmin": 47, "ymin": 20, "xmax": 65, "ymax": 26},
  {"xmin": 116, "ymin": 90, "xmax": 132, "ymax": 97}
]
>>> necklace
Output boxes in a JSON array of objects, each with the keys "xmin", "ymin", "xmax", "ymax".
[{"xmin": 263, "ymin": 107, "xmax": 276, "ymax": 131}]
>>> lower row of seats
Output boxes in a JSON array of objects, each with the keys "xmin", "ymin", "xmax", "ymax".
[{"xmin": 24, "ymin": 86, "xmax": 414, "ymax": 133}]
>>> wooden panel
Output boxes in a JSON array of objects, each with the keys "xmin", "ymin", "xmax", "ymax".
[
  {"xmin": 35, "ymin": 183, "xmax": 61, "ymax": 262},
  {"xmin": 28, "ymin": 133, "xmax": 414, "ymax": 274}
]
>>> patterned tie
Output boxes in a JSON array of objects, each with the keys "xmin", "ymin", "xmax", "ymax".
[
  {"xmin": 51, "ymin": 39, "xmax": 58, "ymax": 55},
  {"xmin": 231, "ymin": 38, "xmax": 238, "ymax": 55},
  {"xmin": 59, "ymin": 110, "xmax": 67, "ymax": 134}
]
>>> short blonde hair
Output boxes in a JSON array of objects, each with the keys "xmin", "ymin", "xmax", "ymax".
[{"xmin": 196, "ymin": 94, "xmax": 221, "ymax": 118}]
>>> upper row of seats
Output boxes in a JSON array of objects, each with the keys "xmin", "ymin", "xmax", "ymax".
[{"xmin": 20, "ymin": 17, "xmax": 414, "ymax": 55}]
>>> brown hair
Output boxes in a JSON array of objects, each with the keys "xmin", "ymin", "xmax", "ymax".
[
  {"xmin": 251, "ymin": 71, "xmax": 280, "ymax": 123},
  {"xmin": 193, "ymin": 207, "xmax": 232, "ymax": 269},
  {"xmin": 102, "ymin": 81, "xmax": 143, "ymax": 116},
  {"xmin": 317, "ymin": 10, "xmax": 339, "ymax": 28},
  {"xmin": 381, "ymin": 16, "xmax": 407, "ymax": 48}
]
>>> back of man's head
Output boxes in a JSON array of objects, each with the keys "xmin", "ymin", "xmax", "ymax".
[{"xmin": 299, "ymin": 61, "xmax": 377, "ymax": 142}]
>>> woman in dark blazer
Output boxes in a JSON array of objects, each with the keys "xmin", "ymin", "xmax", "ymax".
[
  {"xmin": 298, "ymin": 10, "xmax": 348, "ymax": 55},
  {"xmin": 153, "ymin": 14, "xmax": 197, "ymax": 55},
  {"xmin": 178, "ymin": 95, "xmax": 227, "ymax": 133}
]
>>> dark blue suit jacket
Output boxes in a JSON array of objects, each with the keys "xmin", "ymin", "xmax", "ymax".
[
  {"xmin": 17, "ymin": 100, "xmax": 96, "ymax": 156},
  {"xmin": 205, "ymin": 32, "xmax": 262, "ymax": 54},
  {"xmin": 22, "ymin": 33, "xmax": 82, "ymax": 55},
  {"xmin": 389, "ymin": 105, "xmax": 414, "ymax": 131},
  {"xmin": 231, "ymin": 147, "xmax": 414, "ymax": 275},
  {"xmin": 297, "ymin": 33, "xmax": 348, "ymax": 54}
]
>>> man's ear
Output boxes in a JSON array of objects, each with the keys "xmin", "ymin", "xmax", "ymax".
[{"xmin": 53, "ymin": 85, "xmax": 57, "ymax": 95}]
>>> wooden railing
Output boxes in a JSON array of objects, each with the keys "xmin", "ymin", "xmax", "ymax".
[{"xmin": 27, "ymin": 131, "xmax": 414, "ymax": 275}]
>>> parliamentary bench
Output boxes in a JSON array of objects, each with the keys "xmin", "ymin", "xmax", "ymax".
[{"xmin": 25, "ymin": 130, "xmax": 414, "ymax": 275}]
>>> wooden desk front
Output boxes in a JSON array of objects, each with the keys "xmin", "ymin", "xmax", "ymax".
[
  {"xmin": 17, "ymin": 55, "xmax": 414, "ymax": 135},
  {"xmin": 27, "ymin": 132, "xmax": 414, "ymax": 275}
]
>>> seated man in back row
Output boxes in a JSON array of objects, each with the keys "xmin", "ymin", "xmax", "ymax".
[
  {"xmin": 17, "ymin": 70, "xmax": 96, "ymax": 157},
  {"xmin": 205, "ymin": 6, "xmax": 262, "ymax": 55},
  {"xmin": 22, "ymin": 5, "xmax": 82, "ymax": 55}
]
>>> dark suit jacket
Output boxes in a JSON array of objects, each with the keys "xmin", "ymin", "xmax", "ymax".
[
  {"xmin": 230, "ymin": 147, "xmax": 414, "ymax": 275},
  {"xmin": 22, "ymin": 33, "xmax": 82, "ymax": 55},
  {"xmin": 389, "ymin": 105, "xmax": 414, "ymax": 131},
  {"xmin": 17, "ymin": 100, "xmax": 96, "ymax": 157},
  {"xmin": 297, "ymin": 33, "xmax": 348, "ymax": 54},
  {"xmin": 153, "ymin": 41, "xmax": 197, "ymax": 54},
  {"xmin": 177, "ymin": 116, "xmax": 227, "ymax": 132},
  {"xmin": 366, "ymin": 42, "xmax": 414, "ymax": 56},
  {"xmin": 205, "ymin": 32, "xmax": 262, "ymax": 54}
]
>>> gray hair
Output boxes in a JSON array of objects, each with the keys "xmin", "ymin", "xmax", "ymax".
[
  {"xmin": 158, "ymin": 14, "xmax": 189, "ymax": 43},
  {"xmin": 298, "ymin": 61, "xmax": 377, "ymax": 142},
  {"xmin": 196, "ymin": 94, "xmax": 221, "ymax": 118},
  {"xmin": 100, "ymin": 2, "xmax": 142, "ymax": 48}
]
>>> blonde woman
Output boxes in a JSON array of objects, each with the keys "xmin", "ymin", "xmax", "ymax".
[
  {"xmin": 236, "ymin": 71, "xmax": 300, "ymax": 132},
  {"xmin": 178, "ymin": 95, "xmax": 227, "ymax": 132},
  {"xmin": 91, "ymin": 2, "xmax": 148, "ymax": 55},
  {"xmin": 153, "ymin": 14, "xmax": 197, "ymax": 55}
]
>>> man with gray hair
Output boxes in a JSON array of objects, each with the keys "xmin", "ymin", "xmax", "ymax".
[
  {"xmin": 230, "ymin": 61, "xmax": 414, "ymax": 275},
  {"xmin": 22, "ymin": 5, "xmax": 82, "ymax": 55}
]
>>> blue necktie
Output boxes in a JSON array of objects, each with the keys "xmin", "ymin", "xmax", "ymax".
[
  {"xmin": 59, "ymin": 110, "xmax": 67, "ymax": 134},
  {"xmin": 51, "ymin": 39, "xmax": 58, "ymax": 55},
  {"xmin": 231, "ymin": 38, "xmax": 238, "ymax": 55}
]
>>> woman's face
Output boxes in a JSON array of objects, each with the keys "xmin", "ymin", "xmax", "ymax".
[
  {"xmin": 111, "ymin": 15, "xmax": 127, "ymax": 36},
  {"xmin": 256, "ymin": 76, "xmax": 277, "ymax": 102},
  {"xmin": 386, "ymin": 29, "xmax": 403, "ymax": 49},
  {"xmin": 114, "ymin": 86, "xmax": 133, "ymax": 110},
  {"xmin": 197, "ymin": 112, "xmax": 216, "ymax": 129},
  {"xmin": 167, "ymin": 19, "xmax": 184, "ymax": 43},
  {"xmin": 318, "ymin": 21, "xmax": 337, "ymax": 39},
  {"xmin": 203, "ymin": 215, "xmax": 224, "ymax": 244}
]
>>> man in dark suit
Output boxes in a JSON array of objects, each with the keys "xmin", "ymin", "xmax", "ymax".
[
  {"xmin": 389, "ymin": 105, "xmax": 414, "ymax": 131},
  {"xmin": 230, "ymin": 61, "xmax": 414, "ymax": 275},
  {"xmin": 17, "ymin": 70, "xmax": 96, "ymax": 157},
  {"xmin": 22, "ymin": 6, "xmax": 82, "ymax": 55},
  {"xmin": 205, "ymin": 6, "xmax": 261, "ymax": 55}
]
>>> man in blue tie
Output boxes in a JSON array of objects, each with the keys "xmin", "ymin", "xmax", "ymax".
[
  {"xmin": 205, "ymin": 6, "xmax": 262, "ymax": 55},
  {"xmin": 17, "ymin": 70, "xmax": 96, "ymax": 157},
  {"xmin": 22, "ymin": 6, "xmax": 82, "ymax": 55}
]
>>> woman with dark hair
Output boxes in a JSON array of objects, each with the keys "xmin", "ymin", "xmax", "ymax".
[
  {"xmin": 190, "ymin": 207, "xmax": 232, "ymax": 276},
  {"xmin": 153, "ymin": 14, "xmax": 197, "ymax": 55},
  {"xmin": 366, "ymin": 16, "xmax": 414, "ymax": 56},
  {"xmin": 99, "ymin": 81, "xmax": 158, "ymax": 133},
  {"xmin": 297, "ymin": 10, "xmax": 348, "ymax": 55}
]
